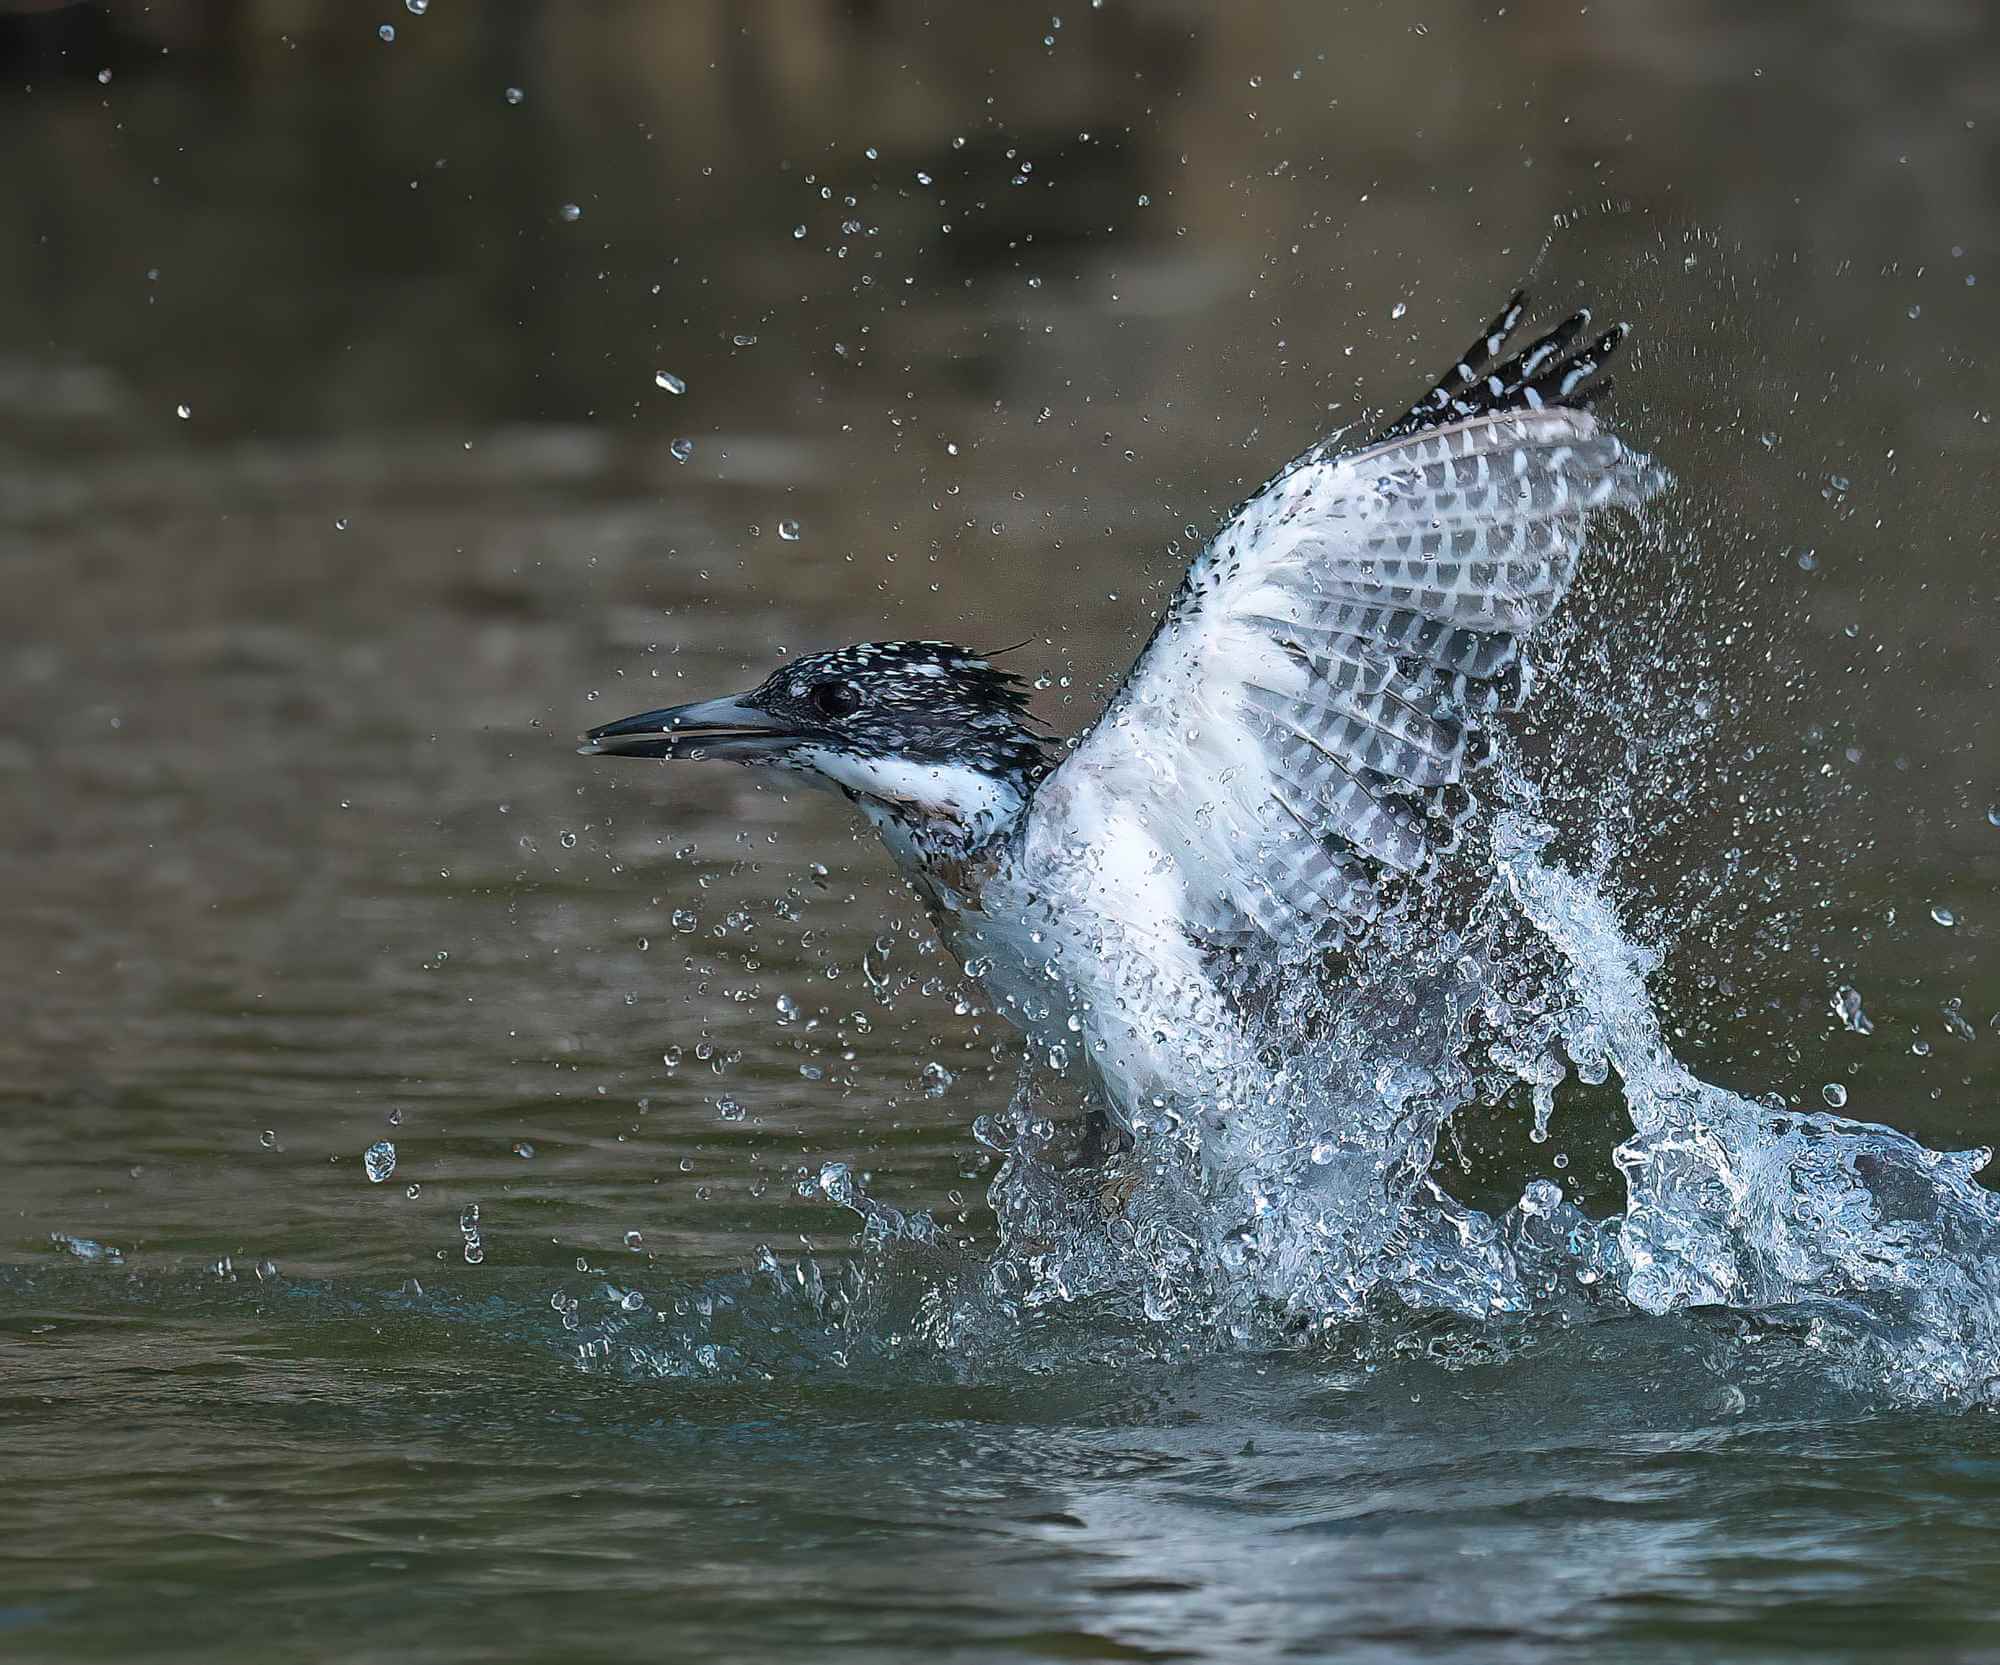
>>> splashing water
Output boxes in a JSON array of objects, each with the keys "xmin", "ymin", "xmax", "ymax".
[
  {"xmin": 593, "ymin": 798, "xmax": 2000, "ymax": 1405},
  {"xmin": 589, "ymin": 788, "xmax": 2000, "ymax": 1401},
  {"xmin": 588, "ymin": 545, "xmax": 1999, "ymax": 1409},
  {"xmin": 952, "ymin": 792, "xmax": 1999, "ymax": 1389}
]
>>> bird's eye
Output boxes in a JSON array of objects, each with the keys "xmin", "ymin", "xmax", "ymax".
[{"xmin": 811, "ymin": 680, "xmax": 863, "ymax": 720}]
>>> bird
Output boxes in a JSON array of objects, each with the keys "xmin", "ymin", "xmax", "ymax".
[{"xmin": 582, "ymin": 293, "xmax": 1664, "ymax": 1197}]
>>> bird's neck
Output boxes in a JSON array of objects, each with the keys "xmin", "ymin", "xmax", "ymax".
[{"xmin": 848, "ymin": 761, "xmax": 1033, "ymax": 906}]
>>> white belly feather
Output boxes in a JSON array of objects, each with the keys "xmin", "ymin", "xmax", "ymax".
[{"xmin": 944, "ymin": 768, "xmax": 1257, "ymax": 1152}]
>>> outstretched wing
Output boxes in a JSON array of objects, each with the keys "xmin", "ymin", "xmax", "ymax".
[{"xmin": 1036, "ymin": 295, "xmax": 1666, "ymax": 960}]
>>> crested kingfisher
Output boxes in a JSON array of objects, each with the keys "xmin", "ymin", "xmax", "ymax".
[{"xmin": 582, "ymin": 294, "xmax": 1664, "ymax": 1180}]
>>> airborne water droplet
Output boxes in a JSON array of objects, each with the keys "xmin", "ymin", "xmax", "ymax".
[
  {"xmin": 669, "ymin": 437, "xmax": 695, "ymax": 463},
  {"xmin": 504, "ymin": 86, "xmax": 525, "ymax": 105},
  {"xmin": 1931, "ymin": 904, "xmax": 1958, "ymax": 927},
  {"xmin": 654, "ymin": 369, "xmax": 687, "ymax": 394},
  {"xmin": 378, "ymin": 23, "xmax": 396, "ymax": 42},
  {"xmin": 778, "ymin": 519, "xmax": 801, "ymax": 541},
  {"xmin": 559, "ymin": 202, "xmax": 582, "ymax": 222},
  {"xmin": 364, "ymin": 1141, "xmax": 396, "ymax": 1184},
  {"xmin": 1823, "ymin": 1082, "xmax": 1849, "ymax": 1109}
]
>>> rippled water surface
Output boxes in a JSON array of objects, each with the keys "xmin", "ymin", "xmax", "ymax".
[{"xmin": 4, "ymin": 2, "xmax": 2000, "ymax": 1659}]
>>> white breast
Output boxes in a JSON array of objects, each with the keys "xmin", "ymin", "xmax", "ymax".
[{"xmin": 946, "ymin": 768, "xmax": 1258, "ymax": 1150}]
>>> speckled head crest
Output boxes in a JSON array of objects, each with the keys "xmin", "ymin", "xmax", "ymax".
[{"xmin": 746, "ymin": 640, "xmax": 1051, "ymax": 779}]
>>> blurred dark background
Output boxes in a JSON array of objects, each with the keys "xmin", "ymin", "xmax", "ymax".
[{"xmin": 1, "ymin": 0, "xmax": 1996, "ymax": 1277}]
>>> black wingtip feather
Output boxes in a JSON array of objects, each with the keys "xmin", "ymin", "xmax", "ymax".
[{"xmin": 1379, "ymin": 295, "xmax": 1631, "ymax": 442}]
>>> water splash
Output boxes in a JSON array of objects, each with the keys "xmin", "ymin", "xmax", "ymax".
[
  {"xmin": 1500, "ymin": 823, "xmax": 2000, "ymax": 1405},
  {"xmin": 601, "ymin": 799, "xmax": 1998, "ymax": 1406},
  {"xmin": 598, "ymin": 550, "xmax": 1999, "ymax": 1408}
]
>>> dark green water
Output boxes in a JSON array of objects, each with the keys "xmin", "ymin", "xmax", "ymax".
[{"xmin": 3, "ymin": 2, "xmax": 1998, "ymax": 1659}]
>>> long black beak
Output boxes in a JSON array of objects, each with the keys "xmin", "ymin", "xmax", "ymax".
[{"xmin": 578, "ymin": 694, "xmax": 801, "ymax": 761}]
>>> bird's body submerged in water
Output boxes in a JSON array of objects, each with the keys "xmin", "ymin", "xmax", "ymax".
[{"xmin": 585, "ymin": 294, "xmax": 1664, "ymax": 1186}]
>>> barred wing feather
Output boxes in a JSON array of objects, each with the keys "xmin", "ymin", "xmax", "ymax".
[{"xmin": 1039, "ymin": 303, "xmax": 1665, "ymax": 959}]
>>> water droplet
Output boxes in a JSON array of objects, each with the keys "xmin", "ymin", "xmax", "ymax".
[
  {"xmin": 1823, "ymin": 1082, "xmax": 1849, "ymax": 1108},
  {"xmin": 669, "ymin": 437, "xmax": 695, "ymax": 463},
  {"xmin": 504, "ymin": 86, "xmax": 525, "ymax": 105},
  {"xmin": 716, "ymin": 1098, "xmax": 746, "ymax": 1122},
  {"xmin": 1988, "ymin": 805, "xmax": 2000, "ymax": 828},
  {"xmin": 1931, "ymin": 904, "xmax": 1957, "ymax": 927},
  {"xmin": 654, "ymin": 369, "xmax": 687, "ymax": 394},
  {"xmin": 778, "ymin": 519, "xmax": 801, "ymax": 541},
  {"xmin": 377, "ymin": 24, "xmax": 396, "ymax": 43},
  {"xmin": 512, "ymin": 1140, "xmax": 535, "ymax": 1159},
  {"xmin": 921, "ymin": 1060, "xmax": 956, "ymax": 1098},
  {"xmin": 96, "ymin": 68, "xmax": 112, "ymax": 85},
  {"xmin": 259, "ymin": 1129, "xmax": 277, "ymax": 1149},
  {"xmin": 1832, "ymin": 986, "xmax": 1874, "ymax": 1035},
  {"xmin": 463, "ymin": 1240, "xmax": 485, "ymax": 1264},
  {"xmin": 405, "ymin": 0, "xmax": 428, "ymax": 12},
  {"xmin": 1908, "ymin": 304, "xmax": 1922, "ymax": 320},
  {"xmin": 559, "ymin": 829, "xmax": 578, "ymax": 849},
  {"xmin": 1518, "ymin": 1179, "xmax": 1562, "ymax": 1217},
  {"xmin": 915, "ymin": 171, "xmax": 933, "ymax": 186},
  {"xmin": 620, "ymin": 1290, "xmax": 645, "ymax": 1312},
  {"xmin": 364, "ymin": 1141, "xmax": 396, "ymax": 1184},
  {"xmin": 175, "ymin": 403, "xmax": 191, "ymax": 420},
  {"xmin": 334, "ymin": 517, "xmax": 350, "ymax": 531},
  {"xmin": 792, "ymin": 223, "xmax": 807, "ymax": 239},
  {"xmin": 405, "ymin": 1182, "xmax": 421, "ymax": 1198},
  {"xmin": 1390, "ymin": 300, "xmax": 1408, "ymax": 319},
  {"xmin": 559, "ymin": 202, "xmax": 582, "ymax": 223}
]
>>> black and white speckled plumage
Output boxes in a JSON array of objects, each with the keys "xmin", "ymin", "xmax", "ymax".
[
  {"xmin": 1051, "ymin": 301, "xmax": 1666, "ymax": 969},
  {"xmin": 742, "ymin": 641, "xmax": 1052, "ymax": 784}
]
